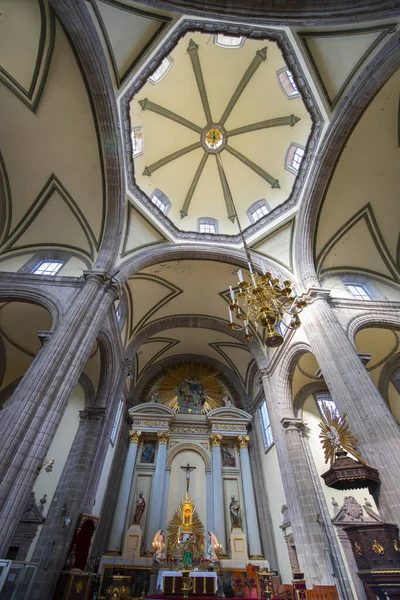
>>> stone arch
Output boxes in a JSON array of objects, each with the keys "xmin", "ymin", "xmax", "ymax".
[
  {"xmin": 90, "ymin": 332, "xmax": 116, "ymax": 408},
  {"xmin": 378, "ymin": 352, "xmax": 400, "ymax": 407},
  {"xmin": 51, "ymin": 0, "xmax": 124, "ymax": 272},
  {"xmin": 133, "ymin": 353, "xmax": 247, "ymax": 408},
  {"xmin": 0, "ymin": 290, "xmax": 59, "ymax": 330},
  {"xmin": 294, "ymin": 34, "xmax": 400, "ymax": 291},
  {"xmin": 347, "ymin": 313, "xmax": 400, "ymax": 345},
  {"xmin": 117, "ymin": 243, "xmax": 295, "ymax": 285},
  {"xmin": 127, "ymin": 314, "xmax": 267, "ymax": 370},
  {"xmin": 274, "ymin": 341, "xmax": 314, "ymax": 415},
  {"xmin": 293, "ymin": 380, "xmax": 330, "ymax": 418},
  {"xmin": 167, "ymin": 442, "xmax": 211, "ymax": 472}
]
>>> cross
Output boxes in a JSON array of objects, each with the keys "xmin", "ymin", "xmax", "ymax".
[{"xmin": 181, "ymin": 463, "xmax": 196, "ymax": 493}]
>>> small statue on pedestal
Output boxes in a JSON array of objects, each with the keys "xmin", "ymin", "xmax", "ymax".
[
  {"xmin": 133, "ymin": 492, "xmax": 146, "ymax": 524},
  {"xmin": 229, "ymin": 496, "xmax": 241, "ymax": 529}
]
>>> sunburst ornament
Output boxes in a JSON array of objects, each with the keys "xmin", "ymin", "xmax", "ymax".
[
  {"xmin": 167, "ymin": 493, "xmax": 205, "ymax": 557},
  {"xmin": 318, "ymin": 406, "xmax": 364, "ymax": 466},
  {"xmin": 157, "ymin": 362, "xmax": 224, "ymax": 414}
]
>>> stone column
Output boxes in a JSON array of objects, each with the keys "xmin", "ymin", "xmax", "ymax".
[
  {"xmin": 302, "ymin": 290, "xmax": 400, "ymax": 524},
  {"xmin": 107, "ymin": 431, "xmax": 142, "ymax": 553},
  {"xmin": 206, "ymin": 469, "xmax": 213, "ymax": 535},
  {"xmin": 237, "ymin": 435, "xmax": 263, "ymax": 559},
  {"xmin": 145, "ymin": 432, "xmax": 170, "ymax": 551},
  {"xmin": 210, "ymin": 433, "xmax": 226, "ymax": 553},
  {"xmin": 261, "ymin": 374, "xmax": 335, "ymax": 587},
  {"xmin": 281, "ymin": 418, "xmax": 337, "ymax": 588},
  {"xmin": 31, "ymin": 406, "xmax": 106, "ymax": 600},
  {"xmin": 160, "ymin": 467, "xmax": 171, "ymax": 532},
  {"xmin": 0, "ymin": 273, "xmax": 119, "ymax": 557}
]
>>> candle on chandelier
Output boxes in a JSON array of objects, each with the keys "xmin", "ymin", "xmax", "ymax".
[
  {"xmin": 228, "ymin": 308, "xmax": 233, "ymax": 323},
  {"xmin": 238, "ymin": 269, "xmax": 244, "ymax": 282},
  {"xmin": 229, "ymin": 286, "xmax": 235, "ymax": 302}
]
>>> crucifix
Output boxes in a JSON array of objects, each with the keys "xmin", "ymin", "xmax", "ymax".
[{"xmin": 181, "ymin": 463, "xmax": 196, "ymax": 493}]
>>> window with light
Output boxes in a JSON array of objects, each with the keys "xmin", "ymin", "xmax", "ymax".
[
  {"xmin": 347, "ymin": 284, "xmax": 371, "ymax": 300},
  {"xmin": 148, "ymin": 56, "xmax": 173, "ymax": 84},
  {"xmin": 248, "ymin": 199, "xmax": 270, "ymax": 224},
  {"xmin": 151, "ymin": 189, "xmax": 171, "ymax": 215},
  {"xmin": 131, "ymin": 127, "xmax": 144, "ymax": 158},
  {"xmin": 285, "ymin": 144, "xmax": 305, "ymax": 174},
  {"xmin": 277, "ymin": 68, "xmax": 300, "ymax": 98},
  {"xmin": 33, "ymin": 261, "xmax": 63, "ymax": 276},
  {"xmin": 315, "ymin": 392, "xmax": 340, "ymax": 419},
  {"xmin": 214, "ymin": 34, "xmax": 244, "ymax": 48},
  {"xmin": 259, "ymin": 401, "xmax": 273, "ymax": 450},
  {"xmin": 110, "ymin": 399, "xmax": 124, "ymax": 445},
  {"xmin": 198, "ymin": 217, "xmax": 218, "ymax": 234}
]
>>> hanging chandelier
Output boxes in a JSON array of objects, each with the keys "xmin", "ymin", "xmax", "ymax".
[{"xmin": 215, "ymin": 154, "xmax": 307, "ymax": 347}]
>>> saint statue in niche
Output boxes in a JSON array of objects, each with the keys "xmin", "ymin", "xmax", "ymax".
[
  {"xmin": 221, "ymin": 445, "xmax": 236, "ymax": 467},
  {"xmin": 133, "ymin": 492, "xmax": 146, "ymax": 524},
  {"xmin": 229, "ymin": 496, "xmax": 241, "ymax": 528},
  {"xmin": 174, "ymin": 376, "xmax": 207, "ymax": 414},
  {"xmin": 141, "ymin": 442, "xmax": 155, "ymax": 463}
]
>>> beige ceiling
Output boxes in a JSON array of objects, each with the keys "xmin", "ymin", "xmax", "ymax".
[
  {"xmin": 130, "ymin": 31, "xmax": 312, "ymax": 235},
  {"xmin": 315, "ymin": 68, "xmax": 400, "ymax": 287}
]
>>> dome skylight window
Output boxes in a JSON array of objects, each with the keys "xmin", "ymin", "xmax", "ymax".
[
  {"xmin": 285, "ymin": 144, "xmax": 305, "ymax": 174},
  {"xmin": 198, "ymin": 217, "xmax": 218, "ymax": 234},
  {"xmin": 151, "ymin": 189, "xmax": 171, "ymax": 215},
  {"xmin": 247, "ymin": 199, "xmax": 270, "ymax": 224},
  {"xmin": 277, "ymin": 68, "xmax": 300, "ymax": 99},
  {"xmin": 131, "ymin": 127, "xmax": 143, "ymax": 158},
  {"xmin": 214, "ymin": 34, "xmax": 244, "ymax": 48},
  {"xmin": 32, "ymin": 261, "xmax": 63, "ymax": 276},
  {"xmin": 148, "ymin": 56, "xmax": 173, "ymax": 84}
]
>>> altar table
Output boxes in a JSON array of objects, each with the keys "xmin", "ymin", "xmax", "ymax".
[{"xmin": 157, "ymin": 571, "xmax": 217, "ymax": 595}]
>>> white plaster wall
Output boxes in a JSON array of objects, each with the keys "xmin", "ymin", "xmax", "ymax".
[
  {"xmin": 26, "ymin": 383, "xmax": 85, "ymax": 560},
  {"xmin": 254, "ymin": 415, "xmax": 293, "ymax": 584}
]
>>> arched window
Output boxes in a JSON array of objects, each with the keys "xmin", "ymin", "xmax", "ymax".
[
  {"xmin": 151, "ymin": 189, "xmax": 171, "ymax": 215},
  {"xmin": 285, "ymin": 143, "xmax": 305, "ymax": 175},
  {"xmin": 315, "ymin": 391, "xmax": 340, "ymax": 419},
  {"xmin": 198, "ymin": 217, "xmax": 218, "ymax": 234},
  {"xmin": 131, "ymin": 127, "xmax": 144, "ymax": 158},
  {"xmin": 259, "ymin": 400, "xmax": 273, "ymax": 451},
  {"xmin": 148, "ymin": 56, "xmax": 173, "ymax": 84},
  {"xmin": 214, "ymin": 34, "xmax": 245, "ymax": 49},
  {"xmin": 247, "ymin": 199, "xmax": 270, "ymax": 224},
  {"xmin": 277, "ymin": 67, "xmax": 300, "ymax": 99}
]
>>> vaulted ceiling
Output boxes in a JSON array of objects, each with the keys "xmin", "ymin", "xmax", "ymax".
[{"xmin": 0, "ymin": 0, "xmax": 399, "ymax": 405}]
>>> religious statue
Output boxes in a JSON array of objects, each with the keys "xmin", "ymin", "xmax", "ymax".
[
  {"xmin": 222, "ymin": 394, "xmax": 232, "ymax": 407},
  {"xmin": 133, "ymin": 491, "xmax": 146, "ymax": 524},
  {"xmin": 152, "ymin": 529, "xmax": 166, "ymax": 562},
  {"xmin": 229, "ymin": 495, "xmax": 241, "ymax": 528},
  {"xmin": 141, "ymin": 443, "xmax": 155, "ymax": 464},
  {"xmin": 175, "ymin": 377, "xmax": 207, "ymax": 414},
  {"xmin": 181, "ymin": 463, "xmax": 196, "ymax": 493}
]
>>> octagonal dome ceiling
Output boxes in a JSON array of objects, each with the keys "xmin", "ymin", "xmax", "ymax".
[{"xmin": 128, "ymin": 29, "xmax": 315, "ymax": 238}]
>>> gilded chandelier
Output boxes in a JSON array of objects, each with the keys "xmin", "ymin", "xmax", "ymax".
[
  {"xmin": 228, "ymin": 269, "xmax": 306, "ymax": 347},
  {"xmin": 213, "ymin": 153, "xmax": 307, "ymax": 348}
]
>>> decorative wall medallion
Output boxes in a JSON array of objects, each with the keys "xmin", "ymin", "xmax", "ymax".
[
  {"xmin": 371, "ymin": 539, "xmax": 385, "ymax": 555},
  {"xmin": 75, "ymin": 580, "xmax": 83, "ymax": 593}
]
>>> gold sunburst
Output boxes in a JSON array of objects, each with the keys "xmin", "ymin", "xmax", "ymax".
[
  {"xmin": 157, "ymin": 362, "xmax": 223, "ymax": 414},
  {"xmin": 318, "ymin": 406, "xmax": 364, "ymax": 466},
  {"xmin": 167, "ymin": 494, "xmax": 205, "ymax": 556}
]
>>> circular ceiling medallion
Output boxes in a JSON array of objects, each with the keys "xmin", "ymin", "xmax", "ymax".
[{"xmin": 201, "ymin": 124, "xmax": 227, "ymax": 154}]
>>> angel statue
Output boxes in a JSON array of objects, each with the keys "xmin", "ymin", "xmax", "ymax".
[
  {"xmin": 152, "ymin": 529, "xmax": 166, "ymax": 562},
  {"xmin": 206, "ymin": 531, "xmax": 220, "ymax": 562}
]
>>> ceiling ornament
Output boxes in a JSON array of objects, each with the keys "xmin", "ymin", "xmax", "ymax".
[
  {"xmin": 219, "ymin": 151, "xmax": 306, "ymax": 347},
  {"xmin": 156, "ymin": 362, "xmax": 224, "ymax": 414},
  {"xmin": 318, "ymin": 406, "xmax": 364, "ymax": 466},
  {"xmin": 138, "ymin": 38, "xmax": 301, "ymax": 220}
]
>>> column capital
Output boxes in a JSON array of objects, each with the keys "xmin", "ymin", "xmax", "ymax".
[
  {"xmin": 281, "ymin": 417, "xmax": 307, "ymax": 435},
  {"xmin": 300, "ymin": 287, "xmax": 331, "ymax": 304},
  {"xmin": 210, "ymin": 433, "xmax": 222, "ymax": 447},
  {"xmin": 129, "ymin": 430, "xmax": 142, "ymax": 444},
  {"xmin": 83, "ymin": 271, "xmax": 120, "ymax": 299},
  {"xmin": 37, "ymin": 330, "xmax": 52, "ymax": 347},
  {"xmin": 237, "ymin": 435, "xmax": 250, "ymax": 449},
  {"xmin": 79, "ymin": 407, "xmax": 106, "ymax": 423},
  {"xmin": 157, "ymin": 431, "xmax": 170, "ymax": 445},
  {"xmin": 121, "ymin": 358, "xmax": 132, "ymax": 372}
]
